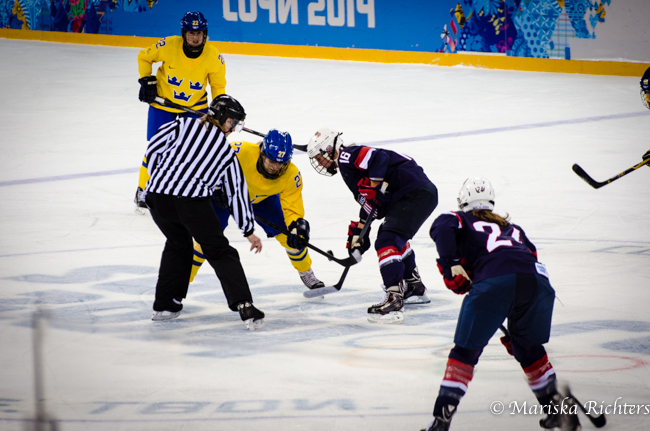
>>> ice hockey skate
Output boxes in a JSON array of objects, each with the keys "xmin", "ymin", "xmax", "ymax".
[
  {"xmin": 404, "ymin": 267, "xmax": 431, "ymax": 305},
  {"xmin": 151, "ymin": 298, "xmax": 183, "ymax": 321},
  {"xmin": 238, "ymin": 301, "xmax": 265, "ymax": 331},
  {"xmin": 367, "ymin": 282, "xmax": 405, "ymax": 324},
  {"xmin": 134, "ymin": 186, "xmax": 148, "ymax": 215},
  {"xmin": 421, "ymin": 405, "xmax": 456, "ymax": 431},
  {"xmin": 299, "ymin": 268, "xmax": 325, "ymax": 289},
  {"xmin": 539, "ymin": 393, "xmax": 582, "ymax": 431}
]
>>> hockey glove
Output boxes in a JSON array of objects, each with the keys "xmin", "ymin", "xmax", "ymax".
[
  {"xmin": 357, "ymin": 178, "xmax": 389, "ymax": 215},
  {"xmin": 138, "ymin": 76, "xmax": 158, "ymax": 103},
  {"xmin": 346, "ymin": 221, "xmax": 371, "ymax": 262},
  {"xmin": 500, "ymin": 334, "xmax": 514, "ymax": 356},
  {"xmin": 643, "ymin": 149, "xmax": 650, "ymax": 163},
  {"xmin": 210, "ymin": 188, "xmax": 229, "ymax": 209},
  {"xmin": 436, "ymin": 256, "xmax": 472, "ymax": 295},
  {"xmin": 287, "ymin": 218, "xmax": 310, "ymax": 250}
]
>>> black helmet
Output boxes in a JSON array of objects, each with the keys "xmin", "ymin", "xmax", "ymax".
[{"xmin": 208, "ymin": 95, "xmax": 246, "ymax": 127}]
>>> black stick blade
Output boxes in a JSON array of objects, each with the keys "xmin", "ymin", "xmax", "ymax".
[
  {"xmin": 572, "ymin": 164, "xmax": 604, "ymax": 189},
  {"xmin": 591, "ymin": 413, "xmax": 607, "ymax": 428}
]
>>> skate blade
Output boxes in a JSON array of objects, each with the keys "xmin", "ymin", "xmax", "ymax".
[
  {"xmin": 245, "ymin": 318, "xmax": 264, "ymax": 331},
  {"xmin": 404, "ymin": 293, "xmax": 431, "ymax": 305},
  {"xmin": 367, "ymin": 311, "xmax": 404, "ymax": 324},
  {"xmin": 303, "ymin": 285, "xmax": 338, "ymax": 298},
  {"xmin": 151, "ymin": 311, "xmax": 181, "ymax": 321},
  {"xmin": 134, "ymin": 205, "xmax": 147, "ymax": 215}
]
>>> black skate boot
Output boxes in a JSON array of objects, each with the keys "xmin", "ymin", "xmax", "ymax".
[
  {"xmin": 299, "ymin": 268, "xmax": 325, "ymax": 289},
  {"xmin": 421, "ymin": 405, "xmax": 456, "ymax": 431},
  {"xmin": 367, "ymin": 281, "xmax": 405, "ymax": 324},
  {"xmin": 539, "ymin": 393, "xmax": 581, "ymax": 431},
  {"xmin": 134, "ymin": 186, "xmax": 148, "ymax": 214},
  {"xmin": 152, "ymin": 298, "xmax": 183, "ymax": 321},
  {"xmin": 404, "ymin": 267, "xmax": 431, "ymax": 305},
  {"xmin": 238, "ymin": 301, "xmax": 265, "ymax": 331}
]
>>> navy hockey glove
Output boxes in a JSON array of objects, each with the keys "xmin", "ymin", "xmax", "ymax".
[
  {"xmin": 436, "ymin": 256, "xmax": 472, "ymax": 295},
  {"xmin": 346, "ymin": 221, "xmax": 371, "ymax": 262},
  {"xmin": 643, "ymin": 149, "xmax": 650, "ymax": 162},
  {"xmin": 138, "ymin": 76, "xmax": 158, "ymax": 103},
  {"xmin": 357, "ymin": 178, "xmax": 389, "ymax": 214},
  {"xmin": 287, "ymin": 218, "xmax": 310, "ymax": 249}
]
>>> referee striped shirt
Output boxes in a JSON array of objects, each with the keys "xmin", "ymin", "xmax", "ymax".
[{"xmin": 144, "ymin": 117, "xmax": 255, "ymax": 235}]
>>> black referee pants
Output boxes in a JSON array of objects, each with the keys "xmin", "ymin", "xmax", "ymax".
[{"xmin": 146, "ymin": 193, "xmax": 253, "ymax": 312}]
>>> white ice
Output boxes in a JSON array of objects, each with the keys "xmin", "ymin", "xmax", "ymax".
[{"xmin": 1, "ymin": 39, "xmax": 649, "ymax": 431}]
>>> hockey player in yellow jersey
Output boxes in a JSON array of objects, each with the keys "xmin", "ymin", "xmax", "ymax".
[
  {"xmin": 190, "ymin": 129, "xmax": 325, "ymax": 290},
  {"xmin": 134, "ymin": 11, "xmax": 227, "ymax": 213}
]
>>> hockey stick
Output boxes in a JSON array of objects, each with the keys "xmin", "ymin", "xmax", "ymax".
[
  {"xmin": 572, "ymin": 159, "xmax": 650, "ymax": 189},
  {"xmin": 152, "ymin": 97, "xmax": 308, "ymax": 150},
  {"xmin": 564, "ymin": 387, "xmax": 607, "ymax": 428},
  {"xmin": 253, "ymin": 215, "xmax": 358, "ymax": 267},
  {"xmin": 499, "ymin": 325, "xmax": 606, "ymax": 428},
  {"xmin": 303, "ymin": 183, "xmax": 388, "ymax": 298}
]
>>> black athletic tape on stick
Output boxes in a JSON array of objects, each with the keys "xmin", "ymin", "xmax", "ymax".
[
  {"xmin": 572, "ymin": 159, "xmax": 650, "ymax": 189},
  {"xmin": 303, "ymin": 182, "xmax": 388, "ymax": 299},
  {"xmin": 254, "ymin": 215, "xmax": 357, "ymax": 267},
  {"xmin": 152, "ymin": 97, "xmax": 307, "ymax": 151},
  {"xmin": 152, "ymin": 97, "xmax": 267, "ymax": 142}
]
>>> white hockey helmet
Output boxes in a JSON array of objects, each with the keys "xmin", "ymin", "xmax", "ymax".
[
  {"xmin": 307, "ymin": 127, "xmax": 344, "ymax": 176},
  {"xmin": 457, "ymin": 177, "xmax": 495, "ymax": 212}
]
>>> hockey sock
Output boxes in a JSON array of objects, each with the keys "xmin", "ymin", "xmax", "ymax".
[
  {"xmin": 433, "ymin": 345, "xmax": 482, "ymax": 416},
  {"xmin": 434, "ymin": 358, "xmax": 475, "ymax": 416},
  {"xmin": 377, "ymin": 245, "xmax": 404, "ymax": 287},
  {"xmin": 138, "ymin": 158, "xmax": 150, "ymax": 190},
  {"xmin": 523, "ymin": 353, "xmax": 558, "ymax": 405},
  {"xmin": 189, "ymin": 241, "xmax": 205, "ymax": 283},
  {"xmin": 285, "ymin": 247, "xmax": 312, "ymax": 273},
  {"xmin": 401, "ymin": 242, "xmax": 416, "ymax": 277}
]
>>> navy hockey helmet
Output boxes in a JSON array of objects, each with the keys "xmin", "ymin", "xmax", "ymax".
[
  {"xmin": 208, "ymin": 95, "xmax": 246, "ymax": 131},
  {"xmin": 257, "ymin": 129, "xmax": 293, "ymax": 180},
  {"xmin": 181, "ymin": 11, "xmax": 208, "ymax": 53}
]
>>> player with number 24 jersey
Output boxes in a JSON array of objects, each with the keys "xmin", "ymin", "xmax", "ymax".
[
  {"xmin": 422, "ymin": 178, "xmax": 577, "ymax": 431},
  {"xmin": 431, "ymin": 209, "xmax": 538, "ymax": 284}
]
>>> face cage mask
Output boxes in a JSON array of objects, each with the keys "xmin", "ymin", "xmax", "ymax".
[
  {"xmin": 182, "ymin": 30, "xmax": 207, "ymax": 51},
  {"xmin": 309, "ymin": 134, "xmax": 340, "ymax": 176},
  {"xmin": 641, "ymin": 89, "xmax": 650, "ymax": 110},
  {"xmin": 257, "ymin": 154, "xmax": 289, "ymax": 180}
]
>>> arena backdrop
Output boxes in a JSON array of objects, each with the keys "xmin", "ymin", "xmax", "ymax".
[{"xmin": 1, "ymin": 0, "xmax": 648, "ymax": 62}]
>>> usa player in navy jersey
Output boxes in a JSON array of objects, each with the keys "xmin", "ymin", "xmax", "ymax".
[
  {"xmin": 421, "ymin": 178, "xmax": 579, "ymax": 431},
  {"xmin": 639, "ymin": 68, "xmax": 650, "ymax": 164},
  {"xmin": 307, "ymin": 128, "xmax": 438, "ymax": 323},
  {"xmin": 640, "ymin": 66, "xmax": 650, "ymax": 110}
]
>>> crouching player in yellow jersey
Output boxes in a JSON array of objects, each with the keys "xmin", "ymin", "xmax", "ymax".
[
  {"xmin": 135, "ymin": 11, "xmax": 227, "ymax": 214},
  {"xmin": 190, "ymin": 129, "xmax": 325, "ymax": 290}
]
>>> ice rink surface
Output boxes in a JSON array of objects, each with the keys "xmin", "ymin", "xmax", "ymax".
[{"xmin": 1, "ymin": 39, "xmax": 649, "ymax": 430}]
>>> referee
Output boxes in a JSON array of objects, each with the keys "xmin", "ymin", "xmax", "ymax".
[{"xmin": 144, "ymin": 94, "xmax": 265, "ymax": 330}]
